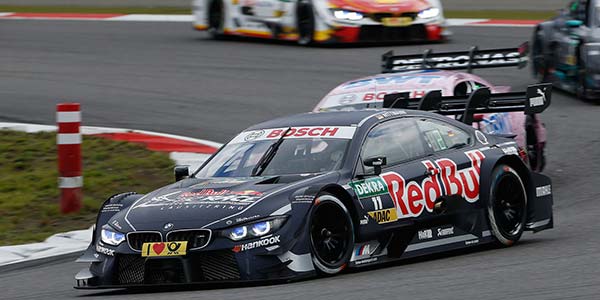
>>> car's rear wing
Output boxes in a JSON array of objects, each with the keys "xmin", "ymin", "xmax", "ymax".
[
  {"xmin": 381, "ymin": 42, "xmax": 529, "ymax": 73},
  {"xmin": 382, "ymin": 83, "xmax": 552, "ymax": 125}
]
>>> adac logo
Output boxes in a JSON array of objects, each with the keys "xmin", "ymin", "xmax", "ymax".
[{"xmin": 245, "ymin": 130, "xmax": 265, "ymax": 141}]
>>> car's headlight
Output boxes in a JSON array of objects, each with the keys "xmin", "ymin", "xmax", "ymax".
[
  {"xmin": 417, "ymin": 7, "xmax": 440, "ymax": 19},
  {"xmin": 331, "ymin": 9, "xmax": 364, "ymax": 21},
  {"xmin": 222, "ymin": 217, "xmax": 287, "ymax": 241},
  {"xmin": 100, "ymin": 227, "xmax": 126, "ymax": 246}
]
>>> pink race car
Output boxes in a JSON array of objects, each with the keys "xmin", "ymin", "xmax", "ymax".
[{"xmin": 314, "ymin": 44, "xmax": 547, "ymax": 171}]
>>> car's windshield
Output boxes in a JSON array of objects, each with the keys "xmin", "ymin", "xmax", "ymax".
[{"xmin": 195, "ymin": 127, "xmax": 355, "ymax": 177}]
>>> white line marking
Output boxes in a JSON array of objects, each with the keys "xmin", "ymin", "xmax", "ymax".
[{"xmin": 107, "ymin": 14, "xmax": 193, "ymax": 22}]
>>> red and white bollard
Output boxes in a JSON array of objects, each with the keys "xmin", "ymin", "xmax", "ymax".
[{"xmin": 57, "ymin": 103, "xmax": 82, "ymax": 214}]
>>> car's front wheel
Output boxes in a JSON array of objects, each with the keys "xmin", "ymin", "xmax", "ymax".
[
  {"xmin": 208, "ymin": 0, "xmax": 225, "ymax": 39},
  {"xmin": 296, "ymin": 0, "xmax": 315, "ymax": 45},
  {"xmin": 487, "ymin": 165, "xmax": 527, "ymax": 246},
  {"xmin": 309, "ymin": 194, "xmax": 354, "ymax": 274}
]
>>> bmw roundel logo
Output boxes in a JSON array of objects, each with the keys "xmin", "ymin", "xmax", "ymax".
[
  {"xmin": 163, "ymin": 223, "xmax": 174, "ymax": 230},
  {"xmin": 245, "ymin": 130, "xmax": 265, "ymax": 141}
]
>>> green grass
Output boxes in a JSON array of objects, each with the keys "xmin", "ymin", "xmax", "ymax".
[
  {"xmin": 0, "ymin": 5, "xmax": 189, "ymax": 15},
  {"xmin": 0, "ymin": 6, "xmax": 557, "ymax": 20},
  {"xmin": 445, "ymin": 10, "xmax": 557, "ymax": 20},
  {"xmin": 0, "ymin": 130, "xmax": 174, "ymax": 246}
]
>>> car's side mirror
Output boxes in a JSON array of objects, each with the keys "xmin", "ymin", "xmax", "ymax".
[
  {"xmin": 364, "ymin": 156, "xmax": 387, "ymax": 176},
  {"xmin": 566, "ymin": 19, "xmax": 583, "ymax": 28},
  {"xmin": 174, "ymin": 165, "xmax": 190, "ymax": 182}
]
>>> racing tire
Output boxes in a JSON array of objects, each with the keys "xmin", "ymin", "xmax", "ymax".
[
  {"xmin": 576, "ymin": 58, "xmax": 589, "ymax": 101},
  {"xmin": 296, "ymin": 0, "xmax": 316, "ymax": 46},
  {"xmin": 532, "ymin": 30, "xmax": 550, "ymax": 83},
  {"xmin": 208, "ymin": 0, "xmax": 225, "ymax": 39},
  {"xmin": 309, "ymin": 193, "xmax": 354, "ymax": 275},
  {"xmin": 487, "ymin": 165, "xmax": 527, "ymax": 247}
]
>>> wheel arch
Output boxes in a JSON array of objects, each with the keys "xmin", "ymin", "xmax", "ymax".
[
  {"xmin": 318, "ymin": 184, "xmax": 359, "ymax": 232},
  {"xmin": 480, "ymin": 154, "xmax": 531, "ymax": 209}
]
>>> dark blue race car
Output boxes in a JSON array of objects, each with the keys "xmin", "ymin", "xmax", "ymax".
[
  {"xmin": 532, "ymin": 0, "xmax": 600, "ymax": 100},
  {"xmin": 75, "ymin": 85, "xmax": 554, "ymax": 289}
]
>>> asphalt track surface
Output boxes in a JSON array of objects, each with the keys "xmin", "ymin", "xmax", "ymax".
[{"xmin": 1, "ymin": 21, "xmax": 600, "ymax": 300}]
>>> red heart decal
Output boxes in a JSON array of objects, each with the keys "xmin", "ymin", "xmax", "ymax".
[{"xmin": 153, "ymin": 243, "xmax": 165, "ymax": 255}]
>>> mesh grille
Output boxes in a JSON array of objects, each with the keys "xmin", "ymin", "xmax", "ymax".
[
  {"xmin": 359, "ymin": 25, "xmax": 427, "ymax": 42},
  {"xmin": 127, "ymin": 232, "xmax": 161, "ymax": 251},
  {"xmin": 167, "ymin": 230, "xmax": 211, "ymax": 249},
  {"xmin": 197, "ymin": 251, "xmax": 241, "ymax": 281},
  {"xmin": 117, "ymin": 255, "xmax": 145, "ymax": 284}
]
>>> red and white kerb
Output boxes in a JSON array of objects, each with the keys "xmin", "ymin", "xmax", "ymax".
[{"xmin": 57, "ymin": 103, "xmax": 82, "ymax": 214}]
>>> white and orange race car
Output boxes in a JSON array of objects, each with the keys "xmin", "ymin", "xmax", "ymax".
[{"xmin": 192, "ymin": 0, "xmax": 448, "ymax": 44}]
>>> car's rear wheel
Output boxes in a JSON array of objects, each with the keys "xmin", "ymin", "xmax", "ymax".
[
  {"xmin": 487, "ymin": 165, "xmax": 527, "ymax": 246},
  {"xmin": 309, "ymin": 194, "xmax": 354, "ymax": 274},
  {"xmin": 208, "ymin": 0, "xmax": 225, "ymax": 39},
  {"xmin": 296, "ymin": 0, "xmax": 315, "ymax": 45},
  {"xmin": 532, "ymin": 31, "xmax": 550, "ymax": 83}
]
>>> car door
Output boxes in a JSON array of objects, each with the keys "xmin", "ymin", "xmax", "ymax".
[
  {"xmin": 416, "ymin": 118, "xmax": 485, "ymax": 207},
  {"xmin": 351, "ymin": 117, "xmax": 436, "ymax": 228}
]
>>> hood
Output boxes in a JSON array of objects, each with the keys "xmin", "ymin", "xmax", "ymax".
[
  {"xmin": 328, "ymin": 0, "xmax": 431, "ymax": 13},
  {"xmin": 109, "ymin": 176, "xmax": 296, "ymax": 231}
]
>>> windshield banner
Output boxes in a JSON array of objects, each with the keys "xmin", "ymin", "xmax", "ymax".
[{"xmin": 230, "ymin": 126, "xmax": 357, "ymax": 144}]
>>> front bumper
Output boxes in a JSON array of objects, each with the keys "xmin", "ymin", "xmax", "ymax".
[
  {"xmin": 75, "ymin": 248, "xmax": 313, "ymax": 288},
  {"xmin": 317, "ymin": 23, "xmax": 446, "ymax": 43}
]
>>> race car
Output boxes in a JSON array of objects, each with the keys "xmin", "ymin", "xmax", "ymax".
[
  {"xmin": 74, "ymin": 84, "xmax": 553, "ymax": 288},
  {"xmin": 192, "ymin": 0, "xmax": 449, "ymax": 45},
  {"xmin": 314, "ymin": 44, "xmax": 548, "ymax": 171},
  {"xmin": 531, "ymin": 0, "xmax": 600, "ymax": 100}
]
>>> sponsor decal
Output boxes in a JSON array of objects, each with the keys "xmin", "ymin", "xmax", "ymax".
[
  {"xmin": 244, "ymin": 130, "xmax": 265, "ymax": 141},
  {"xmin": 374, "ymin": 111, "xmax": 406, "ymax": 120},
  {"xmin": 234, "ymin": 215, "xmax": 260, "ymax": 223},
  {"xmin": 292, "ymin": 195, "xmax": 314, "ymax": 204},
  {"xmin": 355, "ymin": 257, "xmax": 378, "ymax": 265},
  {"xmin": 142, "ymin": 241, "xmax": 188, "ymax": 257},
  {"xmin": 536, "ymin": 185, "xmax": 552, "ymax": 197},
  {"xmin": 339, "ymin": 94, "xmax": 356, "ymax": 105},
  {"xmin": 135, "ymin": 190, "xmax": 263, "ymax": 210},
  {"xmin": 101, "ymin": 203, "xmax": 123, "ymax": 213},
  {"xmin": 363, "ymin": 90, "xmax": 430, "ymax": 102},
  {"xmin": 232, "ymin": 235, "xmax": 281, "ymax": 252},
  {"xmin": 437, "ymin": 226, "xmax": 454, "ymax": 237},
  {"xmin": 465, "ymin": 239, "xmax": 479, "ymax": 245},
  {"xmin": 530, "ymin": 87, "xmax": 547, "ymax": 107},
  {"xmin": 368, "ymin": 208, "xmax": 398, "ymax": 224},
  {"xmin": 350, "ymin": 177, "xmax": 389, "ymax": 198},
  {"xmin": 96, "ymin": 245, "xmax": 115, "ymax": 256},
  {"xmin": 390, "ymin": 53, "xmax": 522, "ymax": 71},
  {"xmin": 418, "ymin": 229, "xmax": 433, "ymax": 240},
  {"xmin": 353, "ymin": 241, "xmax": 380, "ymax": 260},
  {"xmin": 229, "ymin": 126, "xmax": 357, "ymax": 144},
  {"xmin": 501, "ymin": 146, "xmax": 518, "ymax": 155},
  {"xmin": 111, "ymin": 220, "xmax": 122, "ymax": 230},
  {"xmin": 359, "ymin": 215, "xmax": 369, "ymax": 225},
  {"xmin": 343, "ymin": 75, "xmax": 443, "ymax": 90},
  {"xmin": 362, "ymin": 150, "xmax": 485, "ymax": 222}
]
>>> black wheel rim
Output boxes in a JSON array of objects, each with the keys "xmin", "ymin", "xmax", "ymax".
[
  {"xmin": 493, "ymin": 173, "xmax": 525, "ymax": 237},
  {"xmin": 297, "ymin": 6, "xmax": 314, "ymax": 43},
  {"xmin": 310, "ymin": 202, "xmax": 351, "ymax": 267}
]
